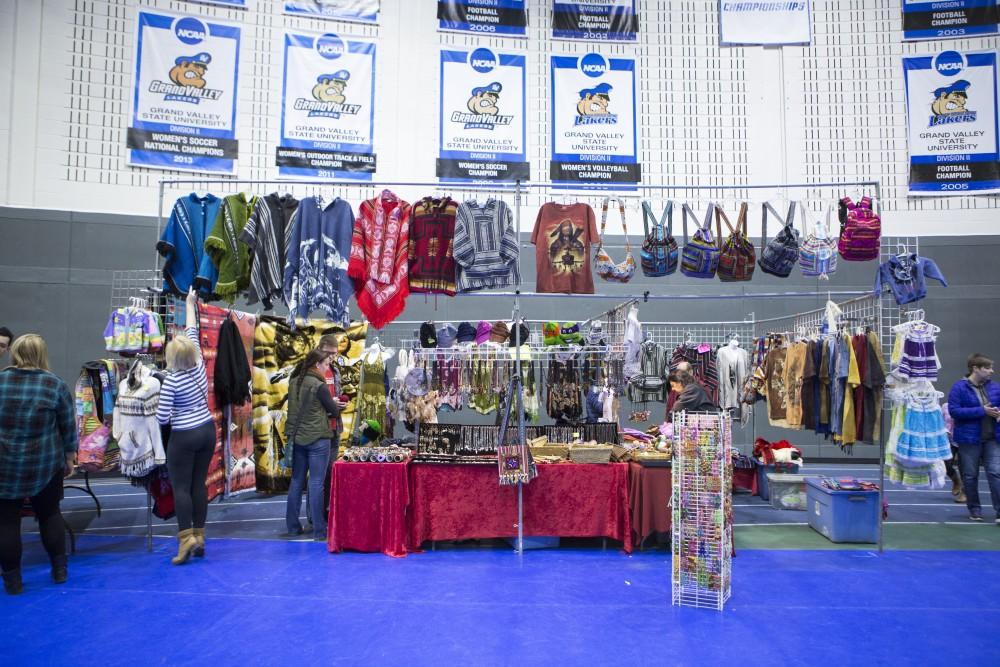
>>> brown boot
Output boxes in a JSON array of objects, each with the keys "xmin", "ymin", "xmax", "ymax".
[
  {"xmin": 951, "ymin": 475, "xmax": 963, "ymax": 497},
  {"xmin": 171, "ymin": 529, "xmax": 197, "ymax": 565},
  {"xmin": 192, "ymin": 528, "xmax": 205, "ymax": 558}
]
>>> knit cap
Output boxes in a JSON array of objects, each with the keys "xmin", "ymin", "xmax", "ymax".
[
  {"xmin": 456, "ymin": 321, "xmax": 476, "ymax": 344},
  {"xmin": 475, "ymin": 320, "xmax": 493, "ymax": 344},
  {"xmin": 560, "ymin": 322, "xmax": 583, "ymax": 345},
  {"xmin": 508, "ymin": 322, "xmax": 531, "ymax": 347},
  {"xmin": 543, "ymin": 321, "xmax": 562, "ymax": 346},
  {"xmin": 436, "ymin": 323, "xmax": 458, "ymax": 348},
  {"xmin": 490, "ymin": 320, "xmax": 510, "ymax": 344},
  {"xmin": 419, "ymin": 322, "xmax": 437, "ymax": 348}
]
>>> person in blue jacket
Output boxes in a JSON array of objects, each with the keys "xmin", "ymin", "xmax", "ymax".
[{"xmin": 947, "ymin": 353, "xmax": 1000, "ymax": 523}]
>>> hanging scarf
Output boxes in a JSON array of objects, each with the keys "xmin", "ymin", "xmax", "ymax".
[{"xmin": 348, "ymin": 190, "xmax": 412, "ymax": 329}]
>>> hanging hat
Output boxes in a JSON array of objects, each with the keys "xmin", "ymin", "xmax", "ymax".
[
  {"xmin": 419, "ymin": 322, "xmax": 437, "ymax": 348},
  {"xmin": 404, "ymin": 368, "xmax": 428, "ymax": 396},
  {"xmin": 586, "ymin": 320, "xmax": 606, "ymax": 346},
  {"xmin": 560, "ymin": 322, "xmax": 583, "ymax": 345},
  {"xmin": 543, "ymin": 321, "xmax": 562, "ymax": 346},
  {"xmin": 508, "ymin": 322, "xmax": 531, "ymax": 347},
  {"xmin": 490, "ymin": 321, "xmax": 510, "ymax": 344},
  {"xmin": 436, "ymin": 323, "xmax": 458, "ymax": 349},
  {"xmin": 475, "ymin": 320, "xmax": 493, "ymax": 345},
  {"xmin": 456, "ymin": 321, "xmax": 476, "ymax": 344}
]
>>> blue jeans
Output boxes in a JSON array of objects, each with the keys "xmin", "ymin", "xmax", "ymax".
[
  {"xmin": 286, "ymin": 439, "xmax": 332, "ymax": 538},
  {"xmin": 957, "ymin": 440, "xmax": 1000, "ymax": 515}
]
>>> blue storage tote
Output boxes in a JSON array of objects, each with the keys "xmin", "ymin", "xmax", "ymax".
[
  {"xmin": 805, "ymin": 477, "xmax": 879, "ymax": 544},
  {"xmin": 756, "ymin": 462, "xmax": 799, "ymax": 501}
]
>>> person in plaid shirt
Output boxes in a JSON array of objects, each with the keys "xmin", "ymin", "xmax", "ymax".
[{"xmin": 0, "ymin": 334, "xmax": 77, "ymax": 595}]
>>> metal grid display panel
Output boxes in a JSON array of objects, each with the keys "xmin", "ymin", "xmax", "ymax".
[
  {"xmin": 791, "ymin": 1, "xmax": 999, "ymax": 216},
  {"xmin": 671, "ymin": 411, "xmax": 733, "ymax": 611}
]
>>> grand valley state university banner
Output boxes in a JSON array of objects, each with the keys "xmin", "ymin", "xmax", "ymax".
[
  {"xmin": 903, "ymin": 49, "xmax": 1000, "ymax": 195},
  {"xmin": 127, "ymin": 10, "xmax": 241, "ymax": 174},
  {"xmin": 277, "ymin": 32, "xmax": 377, "ymax": 180},
  {"xmin": 437, "ymin": 48, "xmax": 528, "ymax": 182}
]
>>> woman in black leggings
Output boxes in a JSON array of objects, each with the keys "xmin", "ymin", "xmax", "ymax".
[
  {"xmin": 156, "ymin": 289, "xmax": 216, "ymax": 565},
  {"xmin": 0, "ymin": 333, "xmax": 77, "ymax": 595}
]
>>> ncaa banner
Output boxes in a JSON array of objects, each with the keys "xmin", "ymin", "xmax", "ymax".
[
  {"xmin": 186, "ymin": 1, "xmax": 247, "ymax": 7},
  {"xmin": 277, "ymin": 32, "xmax": 377, "ymax": 181},
  {"xmin": 552, "ymin": 1, "xmax": 638, "ymax": 42},
  {"xmin": 127, "ymin": 10, "xmax": 240, "ymax": 174},
  {"xmin": 437, "ymin": 48, "xmax": 529, "ymax": 182},
  {"xmin": 438, "ymin": 1, "xmax": 528, "ymax": 37},
  {"xmin": 719, "ymin": 1, "xmax": 812, "ymax": 45},
  {"xmin": 550, "ymin": 52, "xmax": 640, "ymax": 186},
  {"xmin": 283, "ymin": 1, "xmax": 379, "ymax": 24},
  {"xmin": 902, "ymin": 0, "xmax": 999, "ymax": 41},
  {"xmin": 903, "ymin": 50, "xmax": 1000, "ymax": 195}
]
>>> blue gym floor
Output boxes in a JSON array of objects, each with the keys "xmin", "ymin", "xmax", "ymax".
[{"xmin": 2, "ymin": 463, "xmax": 999, "ymax": 665}]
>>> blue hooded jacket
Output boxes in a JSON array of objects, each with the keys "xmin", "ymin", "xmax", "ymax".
[{"xmin": 947, "ymin": 378, "xmax": 1000, "ymax": 445}]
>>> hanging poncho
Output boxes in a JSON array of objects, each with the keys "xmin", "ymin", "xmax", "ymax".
[
  {"xmin": 348, "ymin": 190, "xmax": 412, "ymax": 329},
  {"xmin": 283, "ymin": 196, "xmax": 354, "ymax": 325},
  {"xmin": 204, "ymin": 193, "xmax": 256, "ymax": 303}
]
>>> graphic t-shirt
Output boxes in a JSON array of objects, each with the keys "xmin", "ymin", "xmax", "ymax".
[{"xmin": 531, "ymin": 202, "xmax": 598, "ymax": 294}]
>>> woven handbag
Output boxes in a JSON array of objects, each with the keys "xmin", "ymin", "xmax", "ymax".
[
  {"xmin": 716, "ymin": 202, "xmax": 756, "ymax": 282},
  {"xmin": 798, "ymin": 201, "xmax": 838, "ymax": 279},
  {"xmin": 837, "ymin": 195, "xmax": 880, "ymax": 262},
  {"xmin": 593, "ymin": 197, "xmax": 636, "ymax": 283},
  {"xmin": 758, "ymin": 201, "xmax": 800, "ymax": 278},
  {"xmin": 640, "ymin": 200, "xmax": 678, "ymax": 277},
  {"xmin": 680, "ymin": 202, "xmax": 720, "ymax": 279}
]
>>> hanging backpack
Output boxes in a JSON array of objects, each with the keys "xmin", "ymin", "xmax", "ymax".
[
  {"xmin": 593, "ymin": 197, "xmax": 636, "ymax": 283},
  {"xmin": 716, "ymin": 202, "xmax": 756, "ymax": 282},
  {"xmin": 640, "ymin": 200, "xmax": 678, "ymax": 277},
  {"xmin": 837, "ymin": 195, "xmax": 881, "ymax": 261},
  {"xmin": 798, "ymin": 201, "xmax": 838, "ymax": 279},
  {"xmin": 758, "ymin": 201, "xmax": 800, "ymax": 278},
  {"xmin": 680, "ymin": 202, "xmax": 720, "ymax": 279}
]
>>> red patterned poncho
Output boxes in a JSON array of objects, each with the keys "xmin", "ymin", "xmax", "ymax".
[{"xmin": 348, "ymin": 190, "xmax": 412, "ymax": 329}]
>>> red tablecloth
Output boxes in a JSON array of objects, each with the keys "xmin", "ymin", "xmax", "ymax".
[
  {"xmin": 327, "ymin": 461, "xmax": 410, "ymax": 557},
  {"xmin": 734, "ymin": 467, "xmax": 757, "ymax": 494},
  {"xmin": 408, "ymin": 463, "xmax": 632, "ymax": 553},
  {"xmin": 627, "ymin": 463, "xmax": 672, "ymax": 546}
]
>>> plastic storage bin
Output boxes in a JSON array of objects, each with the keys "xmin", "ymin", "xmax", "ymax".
[
  {"xmin": 805, "ymin": 477, "xmax": 879, "ymax": 543},
  {"xmin": 756, "ymin": 462, "xmax": 800, "ymax": 501},
  {"xmin": 766, "ymin": 473, "xmax": 807, "ymax": 511}
]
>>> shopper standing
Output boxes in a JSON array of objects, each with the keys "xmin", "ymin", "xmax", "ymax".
[
  {"xmin": 947, "ymin": 353, "xmax": 1000, "ymax": 523},
  {"xmin": 157, "ymin": 288, "xmax": 215, "ymax": 564},
  {"xmin": 0, "ymin": 334, "xmax": 77, "ymax": 595},
  {"xmin": 285, "ymin": 348, "xmax": 343, "ymax": 540}
]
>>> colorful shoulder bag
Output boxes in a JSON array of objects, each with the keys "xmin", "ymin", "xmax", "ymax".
[
  {"xmin": 640, "ymin": 200, "xmax": 678, "ymax": 277},
  {"xmin": 837, "ymin": 195, "xmax": 881, "ymax": 262},
  {"xmin": 798, "ymin": 201, "xmax": 838, "ymax": 279},
  {"xmin": 758, "ymin": 201, "xmax": 801, "ymax": 278},
  {"xmin": 680, "ymin": 202, "xmax": 720, "ymax": 279},
  {"xmin": 593, "ymin": 197, "xmax": 636, "ymax": 283},
  {"xmin": 716, "ymin": 202, "xmax": 756, "ymax": 282}
]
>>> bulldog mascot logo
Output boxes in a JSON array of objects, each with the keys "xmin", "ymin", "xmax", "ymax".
[
  {"xmin": 149, "ymin": 51, "xmax": 223, "ymax": 103},
  {"xmin": 295, "ymin": 69, "xmax": 361, "ymax": 119},
  {"xmin": 451, "ymin": 81, "xmax": 513, "ymax": 130}
]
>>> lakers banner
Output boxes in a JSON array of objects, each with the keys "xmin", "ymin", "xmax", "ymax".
[
  {"xmin": 719, "ymin": 1, "xmax": 812, "ymax": 45},
  {"xmin": 550, "ymin": 52, "xmax": 640, "ymax": 186},
  {"xmin": 283, "ymin": 1, "xmax": 379, "ymax": 23},
  {"xmin": 127, "ymin": 10, "xmax": 241, "ymax": 174},
  {"xmin": 438, "ymin": 0, "xmax": 528, "ymax": 36},
  {"xmin": 903, "ymin": 50, "xmax": 1000, "ymax": 195},
  {"xmin": 277, "ymin": 32, "xmax": 377, "ymax": 180},
  {"xmin": 552, "ymin": 1, "xmax": 638, "ymax": 42},
  {"xmin": 437, "ymin": 48, "xmax": 529, "ymax": 182},
  {"xmin": 902, "ymin": 0, "xmax": 999, "ymax": 41}
]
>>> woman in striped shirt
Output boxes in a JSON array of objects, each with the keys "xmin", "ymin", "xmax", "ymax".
[{"xmin": 156, "ymin": 288, "xmax": 215, "ymax": 565}]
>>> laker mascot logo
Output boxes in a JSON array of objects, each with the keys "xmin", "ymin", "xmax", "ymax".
[
  {"xmin": 295, "ymin": 70, "xmax": 362, "ymax": 119},
  {"xmin": 450, "ymin": 82, "xmax": 514, "ymax": 130},
  {"xmin": 929, "ymin": 79, "xmax": 976, "ymax": 127},
  {"xmin": 575, "ymin": 83, "xmax": 617, "ymax": 126},
  {"xmin": 148, "ymin": 52, "xmax": 224, "ymax": 104}
]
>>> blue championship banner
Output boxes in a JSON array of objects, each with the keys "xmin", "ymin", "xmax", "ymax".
[
  {"xmin": 437, "ymin": 48, "xmax": 529, "ymax": 182},
  {"xmin": 552, "ymin": 1, "xmax": 638, "ymax": 42},
  {"xmin": 277, "ymin": 32, "xmax": 377, "ymax": 181},
  {"xmin": 438, "ymin": 0, "xmax": 528, "ymax": 36},
  {"xmin": 550, "ymin": 52, "xmax": 640, "ymax": 187},
  {"xmin": 902, "ymin": 0, "xmax": 999, "ymax": 41},
  {"xmin": 127, "ymin": 10, "xmax": 241, "ymax": 174},
  {"xmin": 283, "ymin": 0, "xmax": 379, "ymax": 24},
  {"xmin": 903, "ymin": 50, "xmax": 1000, "ymax": 195}
]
